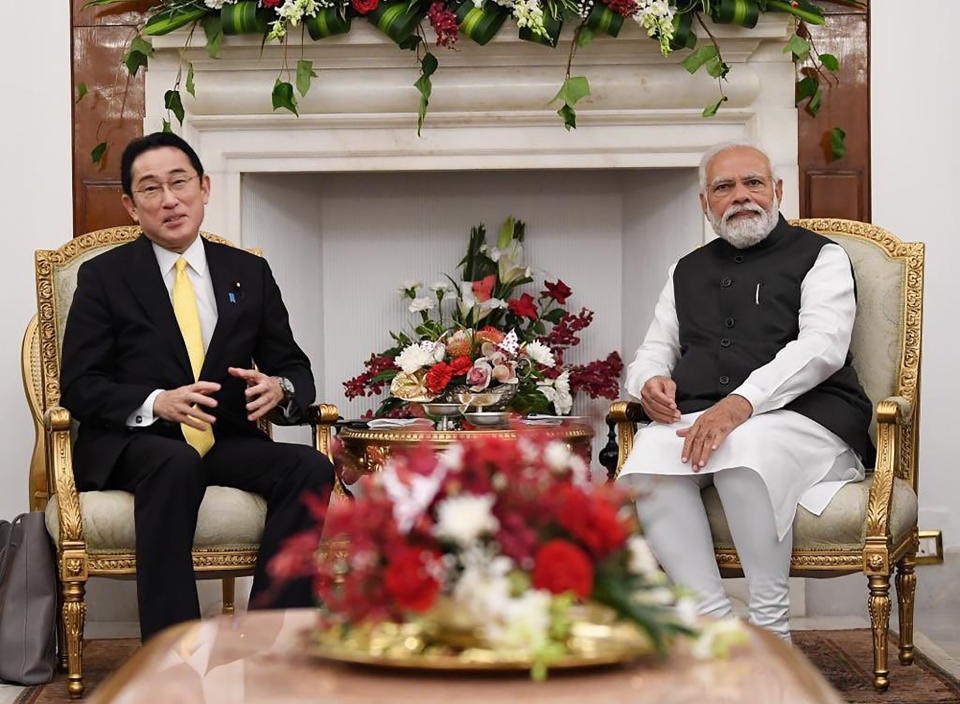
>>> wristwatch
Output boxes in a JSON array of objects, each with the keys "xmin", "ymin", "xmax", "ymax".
[{"xmin": 275, "ymin": 376, "xmax": 295, "ymax": 403}]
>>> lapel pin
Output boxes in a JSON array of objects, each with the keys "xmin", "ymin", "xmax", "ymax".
[{"xmin": 229, "ymin": 281, "xmax": 243, "ymax": 303}]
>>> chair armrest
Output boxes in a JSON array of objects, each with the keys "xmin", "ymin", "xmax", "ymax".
[
  {"xmin": 599, "ymin": 401, "xmax": 648, "ymax": 481},
  {"xmin": 43, "ymin": 407, "xmax": 86, "ymax": 550},
  {"xmin": 606, "ymin": 400, "xmax": 648, "ymax": 424},
  {"xmin": 863, "ymin": 396, "xmax": 912, "ymax": 574},
  {"xmin": 305, "ymin": 403, "xmax": 339, "ymax": 460}
]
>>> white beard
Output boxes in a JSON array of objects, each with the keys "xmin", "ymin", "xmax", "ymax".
[{"xmin": 708, "ymin": 196, "xmax": 780, "ymax": 249}]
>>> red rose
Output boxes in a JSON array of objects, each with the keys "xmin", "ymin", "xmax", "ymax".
[
  {"xmin": 426, "ymin": 362, "xmax": 453, "ymax": 392},
  {"xmin": 532, "ymin": 540, "xmax": 593, "ymax": 599},
  {"xmin": 352, "ymin": 0, "xmax": 379, "ymax": 13},
  {"xmin": 508, "ymin": 293, "xmax": 538, "ymax": 319},
  {"xmin": 471, "ymin": 274, "xmax": 496, "ymax": 303},
  {"xmin": 384, "ymin": 547, "xmax": 442, "ymax": 612},
  {"xmin": 449, "ymin": 356, "xmax": 473, "ymax": 376},
  {"xmin": 542, "ymin": 279, "xmax": 572, "ymax": 305}
]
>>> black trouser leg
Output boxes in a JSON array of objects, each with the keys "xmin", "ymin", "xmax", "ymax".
[
  {"xmin": 204, "ymin": 436, "xmax": 334, "ymax": 608},
  {"xmin": 109, "ymin": 434, "xmax": 207, "ymax": 641}
]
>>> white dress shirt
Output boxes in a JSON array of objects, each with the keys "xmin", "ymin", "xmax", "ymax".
[{"xmin": 619, "ymin": 244, "xmax": 865, "ymax": 539}]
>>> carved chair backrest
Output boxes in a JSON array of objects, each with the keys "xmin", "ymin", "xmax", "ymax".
[
  {"xmin": 792, "ymin": 219, "xmax": 923, "ymax": 490},
  {"xmin": 28, "ymin": 227, "xmax": 260, "ymax": 510}
]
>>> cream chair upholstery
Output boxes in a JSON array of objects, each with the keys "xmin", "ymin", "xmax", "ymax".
[
  {"xmin": 24, "ymin": 227, "xmax": 340, "ymax": 698},
  {"xmin": 603, "ymin": 219, "xmax": 923, "ymax": 691}
]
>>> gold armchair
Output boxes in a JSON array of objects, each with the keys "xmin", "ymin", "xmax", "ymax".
[
  {"xmin": 601, "ymin": 219, "xmax": 923, "ymax": 691},
  {"xmin": 23, "ymin": 227, "xmax": 339, "ymax": 698}
]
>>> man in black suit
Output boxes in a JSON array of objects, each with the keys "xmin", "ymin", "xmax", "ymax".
[{"xmin": 60, "ymin": 132, "xmax": 341, "ymax": 640}]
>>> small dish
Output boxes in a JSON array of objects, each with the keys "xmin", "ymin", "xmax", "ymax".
[{"xmin": 462, "ymin": 411, "xmax": 509, "ymax": 427}]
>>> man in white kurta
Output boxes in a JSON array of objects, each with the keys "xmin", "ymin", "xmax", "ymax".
[{"xmin": 618, "ymin": 143, "xmax": 871, "ymax": 640}]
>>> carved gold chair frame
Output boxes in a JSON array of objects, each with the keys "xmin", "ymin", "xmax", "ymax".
[
  {"xmin": 605, "ymin": 219, "xmax": 923, "ymax": 691},
  {"xmin": 23, "ymin": 226, "xmax": 339, "ymax": 697}
]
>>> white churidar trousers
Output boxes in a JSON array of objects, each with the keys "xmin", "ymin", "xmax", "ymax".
[{"xmin": 629, "ymin": 468, "xmax": 793, "ymax": 640}]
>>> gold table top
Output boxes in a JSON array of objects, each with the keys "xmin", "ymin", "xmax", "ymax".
[
  {"xmin": 337, "ymin": 423, "xmax": 594, "ymax": 446},
  {"xmin": 89, "ymin": 609, "xmax": 843, "ymax": 704}
]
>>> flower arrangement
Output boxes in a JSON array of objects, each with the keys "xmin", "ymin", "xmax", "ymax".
[
  {"xmin": 343, "ymin": 217, "xmax": 623, "ymax": 418},
  {"xmin": 82, "ymin": 0, "xmax": 847, "ymax": 159},
  {"xmin": 269, "ymin": 433, "xmax": 746, "ymax": 675}
]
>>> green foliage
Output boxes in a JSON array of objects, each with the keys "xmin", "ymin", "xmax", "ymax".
[
  {"xmin": 819, "ymin": 52, "xmax": 839, "ymax": 71},
  {"xmin": 162, "ymin": 119, "xmax": 173, "ymax": 132},
  {"xmin": 783, "ymin": 33, "xmax": 811, "ymax": 62},
  {"xmin": 164, "ymin": 89, "xmax": 185, "ymax": 124},
  {"xmin": 296, "ymin": 59, "xmax": 318, "ymax": 97},
  {"xmin": 415, "ymin": 52, "xmax": 438, "ymax": 136},
  {"xmin": 829, "ymin": 127, "xmax": 846, "ymax": 161},
  {"xmin": 75, "ymin": 82, "xmax": 88, "ymax": 103},
  {"xmin": 186, "ymin": 63, "xmax": 196, "ymax": 97},
  {"xmin": 123, "ymin": 36, "xmax": 154, "ymax": 77},
  {"xmin": 203, "ymin": 15, "xmax": 224, "ymax": 58},
  {"xmin": 143, "ymin": 6, "xmax": 209, "ymax": 36},
  {"xmin": 551, "ymin": 76, "xmax": 590, "ymax": 130},
  {"xmin": 272, "ymin": 79, "xmax": 298, "ymax": 116},
  {"xmin": 91, "ymin": 141, "xmax": 107, "ymax": 167},
  {"xmin": 682, "ymin": 44, "xmax": 718, "ymax": 74},
  {"xmin": 702, "ymin": 95, "xmax": 727, "ymax": 118}
]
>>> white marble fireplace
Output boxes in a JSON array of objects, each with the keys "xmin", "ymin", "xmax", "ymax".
[{"xmin": 146, "ymin": 15, "xmax": 800, "ymax": 441}]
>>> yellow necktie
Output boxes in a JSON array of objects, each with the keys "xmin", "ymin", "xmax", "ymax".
[{"xmin": 172, "ymin": 258, "xmax": 215, "ymax": 456}]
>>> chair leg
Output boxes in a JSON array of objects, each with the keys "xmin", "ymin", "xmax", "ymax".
[
  {"xmin": 868, "ymin": 573, "xmax": 891, "ymax": 691},
  {"xmin": 222, "ymin": 577, "xmax": 236, "ymax": 616},
  {"xmin": 62, "ymin": 578, "xmax": 87, "ymax": 698},
  {"xmin": 57, "ymin": 590, "xmax": 68, "ymax": 673},
  {"xmin": 896, "ymin": 550, "xmax": 917, "ymax": 666}
]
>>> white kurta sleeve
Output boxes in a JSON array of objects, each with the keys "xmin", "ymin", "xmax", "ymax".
[
  {"xmin": 732, "ymin": 244, "xmax": 857, "ymax": 415},
  {"xmin": 625, "ymin": 263, "xmax": 681, "ymax": 400}
]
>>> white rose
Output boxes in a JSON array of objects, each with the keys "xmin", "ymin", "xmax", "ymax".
[
  {"xmin": 524, "ymin": 340, "xmax": 555, "ymax": 368},
  {"xmin": 409, "ymin": 297, "xmax": 436, "ymax": 314},
  {"xmin": 434, "ymin": 494, "xmax": 499, "ymax": 547}
]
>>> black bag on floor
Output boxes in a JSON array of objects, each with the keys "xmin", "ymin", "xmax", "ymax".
[{"xmin": 0, "ymin": 513, "xmax": 57, "ymax": 684}]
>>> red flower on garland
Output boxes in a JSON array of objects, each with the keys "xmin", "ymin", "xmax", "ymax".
[
  {"xmin": 542, "ymin": 279, "xmax": 572, "ymax": 305},
  {"xmin": 428, "ymin": 1, "xmax": 460, "ymax": 48},
  {"xmin": 352, "ymin": 0, "xmax": 379, "ymax": 13},
  {"xmin": 449, "ymin": 356, "xmax": 473, "ymax": 376},
  {"xmin": 426, "ymin": 362, "xmax": 453, "ymax": 392},
  {"xmin": 262, "ymin": 0, "xmax": 282, "ymax": 6},
  {"xmin": 554, "ymin": 485, "xmax": 627, "ymax": 559},
  {"xmin": 605, "ymin": 0, "xmax": 637, "ymax": 16},
  {"xmin": 508, "ymin": 293, "xmax": 538, "ymax": 319},
  {"xmin": 384, "ymin": 547, "xmax": 442, "ymax": 612},
  {"xmin": 472, "ymin": 274, "xmax": 496, "ymax": 303},
  {"xmin": 532, "ymin": 539, "xmax": 593, "ymax": 599}
]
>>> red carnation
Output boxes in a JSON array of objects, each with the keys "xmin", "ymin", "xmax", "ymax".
[
  {"xmin": 554, "ymin": 485, "xmax": 627, "ymax": 558},
  {"xmin": 426, "ymin": 362, "xmax": 453, "ymax": 392},
  {"xmin": 352, "ymin": 0, "xmax": 379, "ymax": 13},
  {"xmin": 384, "ymin": 547, "xmax": 442, "ymax": 612},
  {"xmin": 508, "ymin": 293, "xmax": 538, "ymax": 319},
  {"xmin": 542, "ymin": 279, "xmax": 572, "ymax": 305},
  {"xmin": 449, "ymin": 356, "xmax": 473, "ymax": 376},
  {"xmin": 532, "ymin": 540, "xmax": 593, "ymax": 599}
]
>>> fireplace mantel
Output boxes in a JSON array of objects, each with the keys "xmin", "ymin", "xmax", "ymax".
[{"xmin": 146, "ymin": 14, "xmax": 798, "ymax": 240}]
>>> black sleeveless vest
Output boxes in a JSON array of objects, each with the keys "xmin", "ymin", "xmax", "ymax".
[{"xmin": 671, "ymin": 215, "xmax": 875, "ymax": 464}]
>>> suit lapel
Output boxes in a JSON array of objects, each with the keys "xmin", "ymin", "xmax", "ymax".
[
  {"xmin": 201, "ymin": 238, "xmax": 243, "ymax": 380},
  {"xmin": 122, "ymin": 235, "xmax": 193, "ymax": 379}
]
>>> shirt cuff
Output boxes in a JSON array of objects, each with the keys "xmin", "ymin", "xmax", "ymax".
[
  {"xmin": 125, "ymin": 389, "xmax": 164, "ymax": 428},
  {"xmin": 729, "ymin": 383, "xmax": 764, "ymax": 416},
  {"xmin": 278, "ymin": 377, "xmax": 297, "ymax": 419}
]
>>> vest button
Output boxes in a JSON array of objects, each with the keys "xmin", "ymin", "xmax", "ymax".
[
  {"xmin": 720, "ymin": 277, "xmax": 733, "ymax": 288},
  {"xmin": 720, "ymin": 338, "xmax": 731, "ymax": 348},
  {"xmin": 719, "ymin": 375, "xmax": 730, "ymax": 385},
  {"xmin": 725, "ymin": 317, "xmax": 735, "ymax": 328},
  {"xmin": 734, "ymin": 255, "xmax": 744, "ymax": 263}
]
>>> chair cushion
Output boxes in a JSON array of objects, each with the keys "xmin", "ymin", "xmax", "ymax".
[
  {"xmin": 45, "ymin": 486, "xmax": 266, "ymax": 552},
  {"xmin": 704, "ymin": 475, "xmax": 918, "ymax": 551}
]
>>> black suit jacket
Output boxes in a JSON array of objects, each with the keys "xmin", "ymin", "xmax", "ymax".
[{"xmin": 60, "ymin": 234, "xmax": 315, "ymax": 490}]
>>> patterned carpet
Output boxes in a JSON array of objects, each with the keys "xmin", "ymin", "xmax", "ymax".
[{"xmin": 15, "ymin": 630, "xmax": 960, "ymax": 703}]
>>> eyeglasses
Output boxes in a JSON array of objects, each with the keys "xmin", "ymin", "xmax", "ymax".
[{"xmin": 133, "ymin": 175, "xmax": 198, "ymax": 203}]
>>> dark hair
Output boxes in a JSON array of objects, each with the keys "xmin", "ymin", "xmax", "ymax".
[{"xmin": 120, "ymin": 132, "xmax": 205, "ymax": 198}]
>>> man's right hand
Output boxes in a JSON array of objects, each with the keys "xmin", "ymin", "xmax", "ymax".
[
  {"xmin": 154, "ymin": 381, "xmax": 221, "ymax": 431},
  {"xmin": 640, "ymin": 375, "xmax": 681, "ymax": 424}
]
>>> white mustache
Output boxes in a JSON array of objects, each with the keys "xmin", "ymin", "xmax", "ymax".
[{"xmin": 722, "ymin": 203, "xmax": 765, "ymax": 223}]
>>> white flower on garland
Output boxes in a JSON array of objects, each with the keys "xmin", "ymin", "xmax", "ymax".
[
  {"xmin": 380, "ymin": 461, "xmax": 446, "ymax": 533},
  {"xmin": 204, "ymin": 0, "xmax": 226, "ymax": 9},
  {"xmin": 524, "ymin": 340, "xmax": 555, "ymax": 368},
  {"xmin": 543, "ymin": 440, "xmax": 571, "ymax": 471},
  {"xmin": 409, "ymin": 297, "xmax": 436, "ymax": 314},
  {"xmin": 396, "ymin": 342, "xmax": 436, "ymax": 374},
  {"xmin": 633, "ymin": 0, "xmax": 675, "ymax": 56},
  {"xmin": 512, "ymin": 0, "xmax": 547, "ymax": 37},
  {"xmin": 434, "ymin": 494, "xmax": 500, "ymax": 547}
]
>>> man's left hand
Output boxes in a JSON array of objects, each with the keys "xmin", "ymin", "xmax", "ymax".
[
  {"xmin": 676, "ymin": 394, "xmax": 753, "ymax": 471},
  {"xmin": 229, "ymin": 367, "xmax": 285, "ymax": 421}
]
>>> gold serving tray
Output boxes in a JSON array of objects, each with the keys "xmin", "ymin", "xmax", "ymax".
[{"xmin": 307, "ymin": 616, "xmax": 655, "ymax": 672}]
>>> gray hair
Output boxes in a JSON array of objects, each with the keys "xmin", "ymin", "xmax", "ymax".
[{"xmin": 698, "ymin": 141, "xmax": 780, "ymax": 194}]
